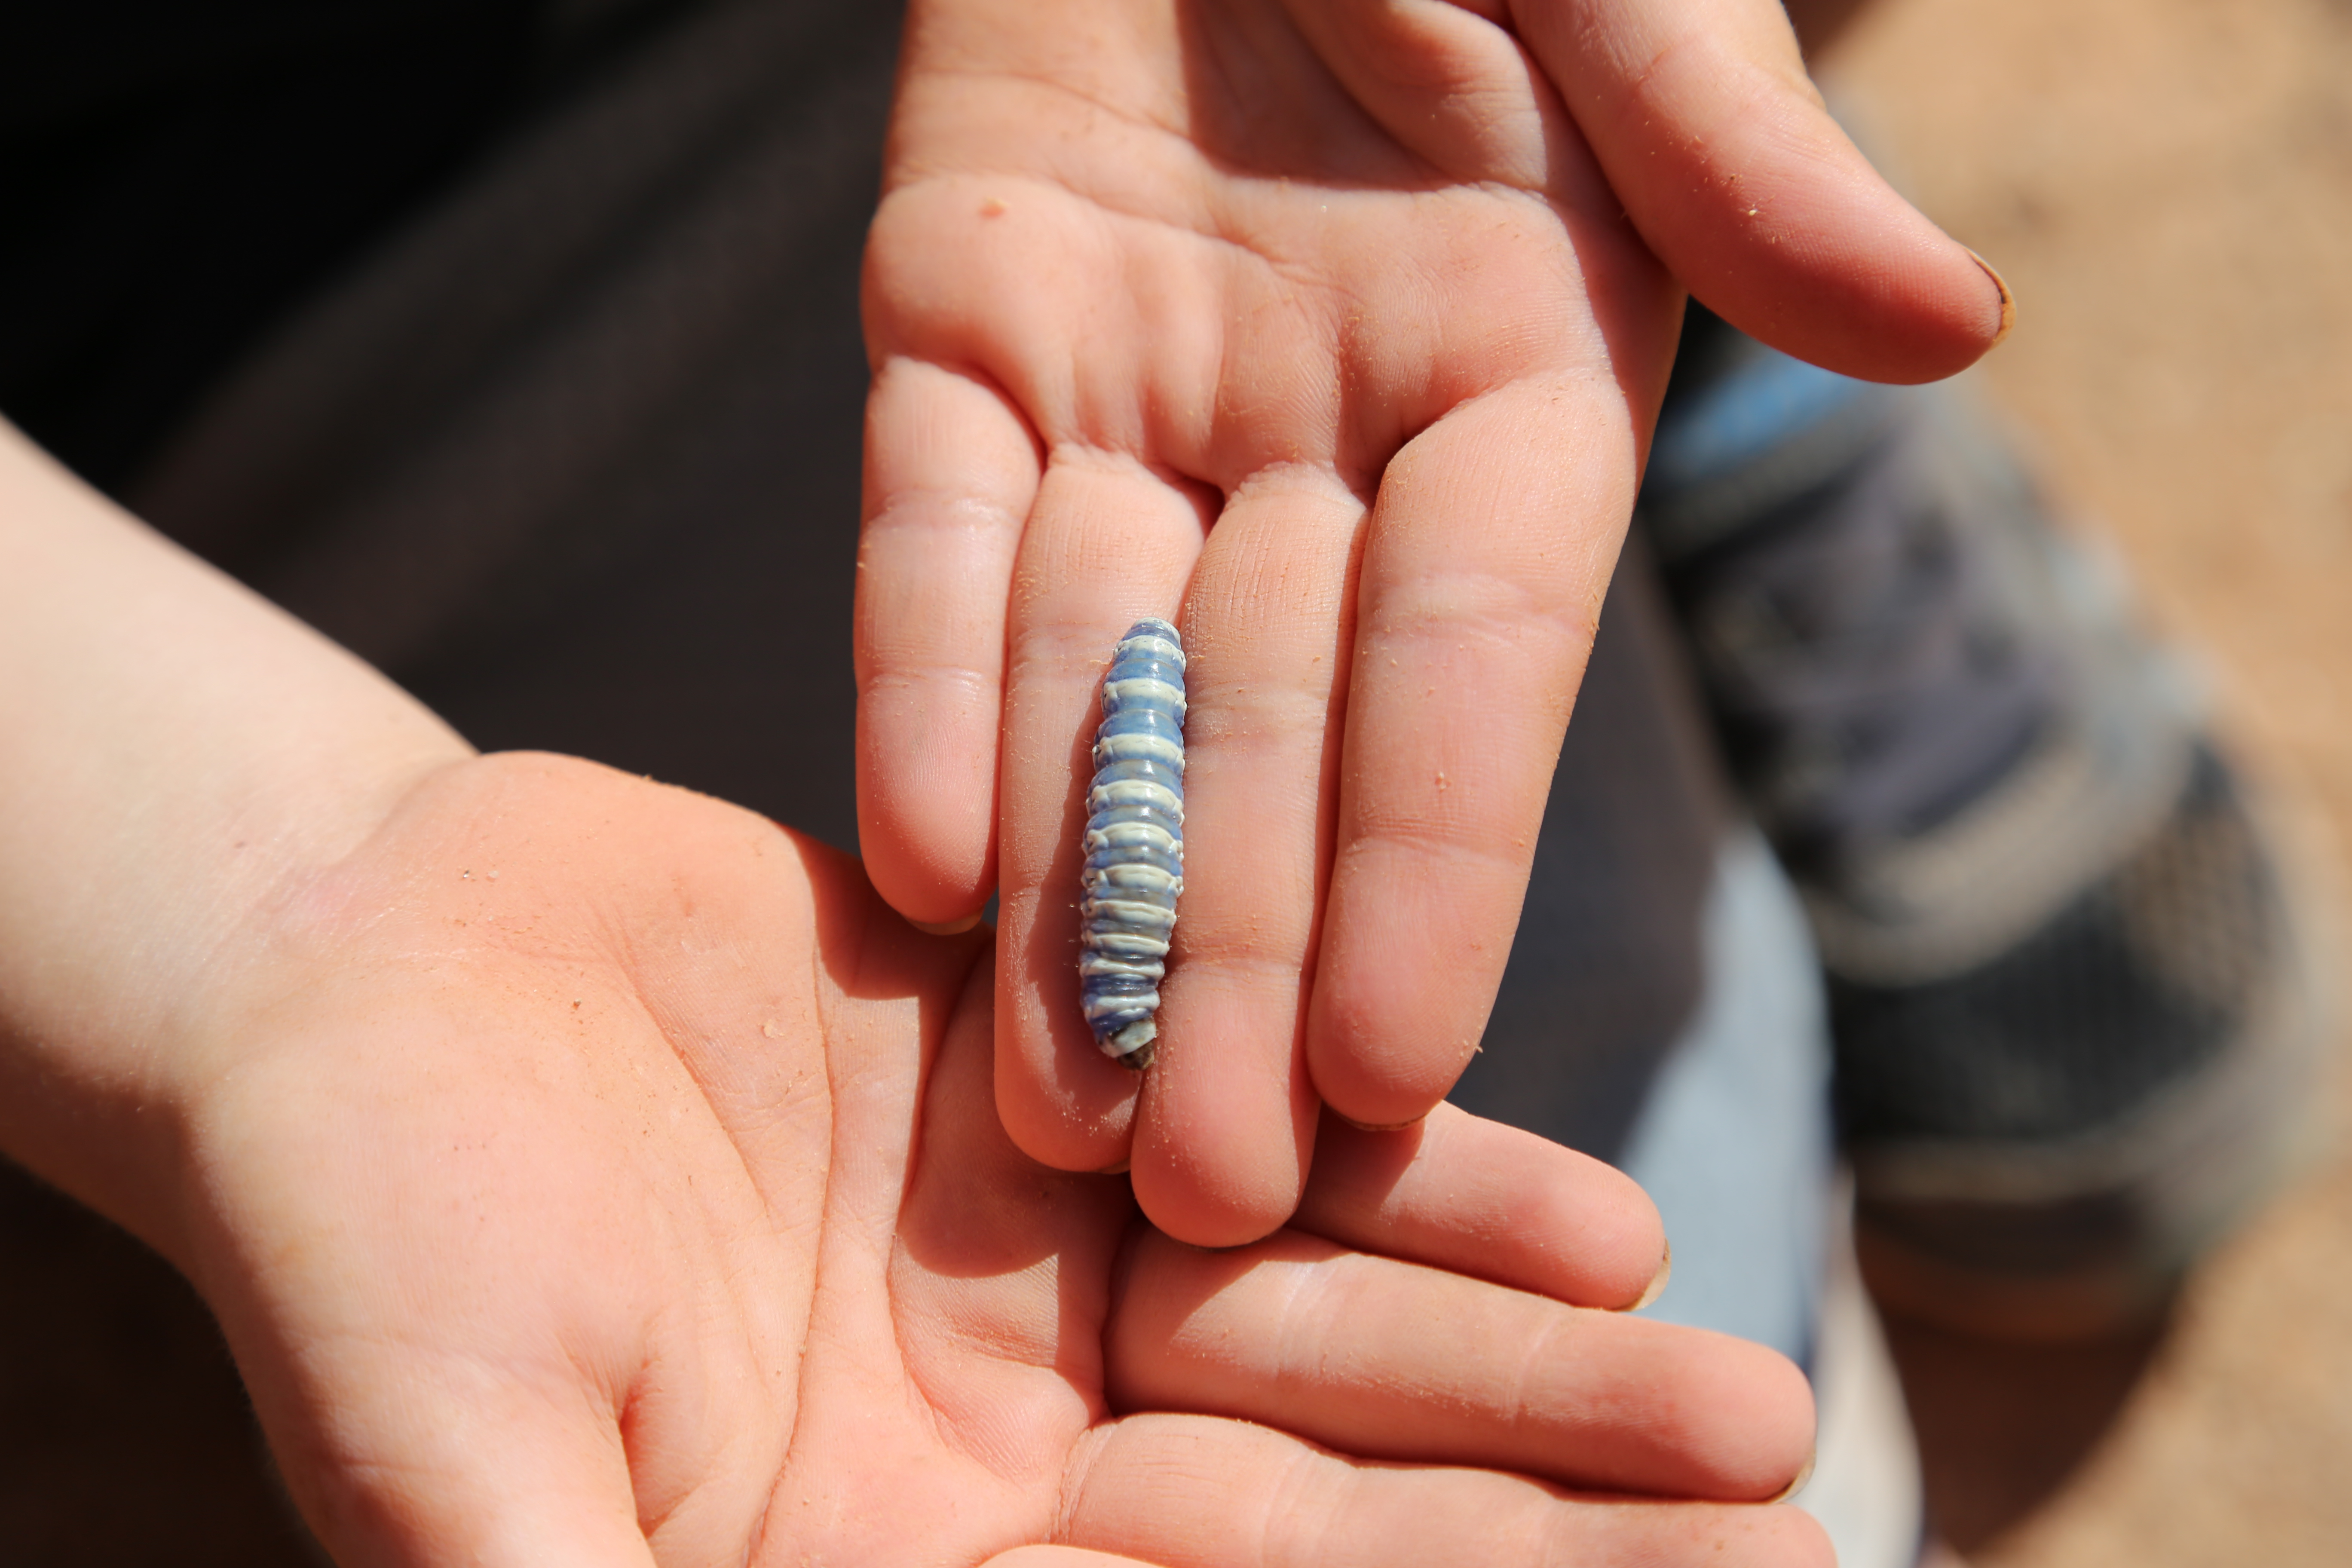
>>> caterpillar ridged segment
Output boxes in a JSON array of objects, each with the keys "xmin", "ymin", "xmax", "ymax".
[{"xmin": 1078, "ymin": 618, "xmax": 1185, "ymax": 1069}]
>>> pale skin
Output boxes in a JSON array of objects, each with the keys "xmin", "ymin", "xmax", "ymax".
[
  {"xmin": 3, "ymin": 0, "xmax": 1956, "ymax": 1557},
  {"xmin": 855, "ymin": 0, "xmax": 2008, "ymax": 1244},
  {"xmin": 0, "ymin": 424, "xmax": 1831, "ymax": 1563}
]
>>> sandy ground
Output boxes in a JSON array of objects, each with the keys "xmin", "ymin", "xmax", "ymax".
[
  {"xmin": 6, "ymin": 0, "xmax": 2351, "ymax": 1562},
  {"xmin": 1827, "ymin": 0, "xmax": 2352, "ymax": 1562}
]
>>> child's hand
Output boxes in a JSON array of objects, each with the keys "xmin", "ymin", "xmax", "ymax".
[
  {"xmin": 2, "ymin": 416, "xmax": 1825, "ymax": 1568},
  {"xmin": 855, "ymin": 0, "xmax": 2003, "ymax": 1243},
  {"xmin": 168, "ymin": 753, "xmax": 1823, "ymax": 1567}
]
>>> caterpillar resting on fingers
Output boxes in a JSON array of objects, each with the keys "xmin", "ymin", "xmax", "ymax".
[{"xmin": 1079, "ymin": 618, "xmax": 1186, "ymax": 1069}]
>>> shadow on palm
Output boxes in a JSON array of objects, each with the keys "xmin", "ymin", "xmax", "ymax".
[{"xmin": 190, "ymin": 753, "xmax": 1818, "ymax": 1565}]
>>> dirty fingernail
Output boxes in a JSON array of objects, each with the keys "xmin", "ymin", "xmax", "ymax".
[
  {"xmin": 1630, "ymin": 1240, "xmax": 1672, "ymax": 1311},
  {"xmin": 1770, "ymin": 1445, "xmax": 1818, "ymax": 1505},
  {"xmin": 1967, "ymin": 247, "xmax": 2015, "ymax": 348}
]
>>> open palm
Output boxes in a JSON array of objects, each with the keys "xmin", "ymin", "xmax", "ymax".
[
  {"xmin": 168, "ymin": 753, "xmax": 1820, "ymax": 1568},
  {"xmin": 853, "ymin": 0, "xmax": 2004, "ymax": 1243}
]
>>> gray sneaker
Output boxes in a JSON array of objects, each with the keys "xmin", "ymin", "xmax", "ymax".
[{"xmin": 1641, "ymin": 309, "xmax": 2336, "ymax": 1338}]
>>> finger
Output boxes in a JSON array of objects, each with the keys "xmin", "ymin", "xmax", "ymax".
[
  {"xmin": 1107, "ymin": 1230, "xmax": 1813, "ymax": 1501},
  {"xmin": 1064, "ymin": 1414, "xmax": 1834, "ymax": 1568},
  {"xmin": 1280, "ymin": 0, "xmax": 1577, "ymax": 193},
  {"xmin": 856, "ymin": 356, "xmax": 1043, "ymax": 928},
  {"xmin": 993, "ymin": 452, "xmax": 1210, "ymax": 1173},
  {"xmin": 1126, "ymin": 466, "xmax": 1364, "ymax": 1246},
  {"xmin": 984, "ymin": 1551, "xmax": 1167, "ymax": 1568},
  {"xmin": 1510, "ymin": 0, "xmax": 2008, "ymax": 381},
  {"xmin": 1306, "ymin": 377, "xmax": 1637, "ymax": 1129},
  {"xmin": 1295, "ymin": 1102, "xmax": 1666, "ymax": 1310}
]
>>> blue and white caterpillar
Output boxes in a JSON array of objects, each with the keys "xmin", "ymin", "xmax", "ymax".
[{"xmin": 1079, "ymin": 617, "xmax": 1186, "ymax": 1069}]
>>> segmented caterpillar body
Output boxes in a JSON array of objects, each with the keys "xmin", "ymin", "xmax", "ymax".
[{"xmin": 1079, "ymin": 618, "xmax": 1185, "ymax": 1069}]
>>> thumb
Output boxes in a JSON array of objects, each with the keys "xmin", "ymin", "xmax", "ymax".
[
  {"xmin": 257, "ymin": 1360, "xmax": 663, "ymax": 1568},
  {"xmin": 1513, "ymin": 0, "xmax": 2009, "ymax": 382}
]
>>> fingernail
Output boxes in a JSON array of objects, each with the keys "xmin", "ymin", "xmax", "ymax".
[
  {"xmin": 1770, "ymin": 1446, "xmax": 1818, "ymax": 1505},
  {"xmin": 909, "ymin": 911, "xmax": 984, "ymax": 935},
  {"xmin": 1966, "ymin": 247, "xmax": 2015, "ymax": 348},
  {"xmin": 1338, "ymin": 1112, "xmax": 1427, "ymax": 1133},
  {"xmin": 1630, "ymin": 1240, "xmax": 1672, "ymax": 1311}
]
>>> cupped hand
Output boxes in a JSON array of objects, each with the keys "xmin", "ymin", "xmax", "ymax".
[
  {"xmin": 165, "ymin": 753, "xmax": 1822, "ymax": 1567},
  {"xmin": 855, "ymin": 0, "xmax": 2005, "ymax": 1243}
]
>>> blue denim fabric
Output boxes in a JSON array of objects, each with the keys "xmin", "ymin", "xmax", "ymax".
[{"xmin": 1622, "ymin": 830, "xmax": 1834, "ymax": 1364}]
